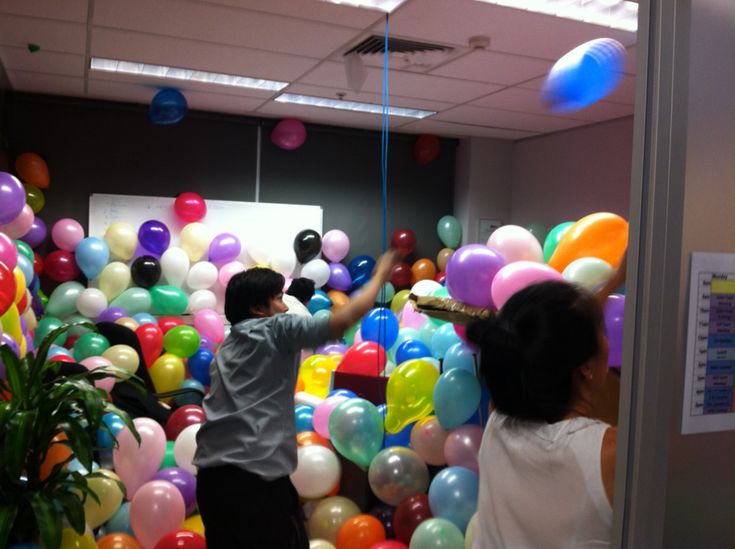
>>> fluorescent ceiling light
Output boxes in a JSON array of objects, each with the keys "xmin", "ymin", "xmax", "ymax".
[
  {"xmin": 90, "ymin": 57, "xmax": 289, "ymax": 91},
  {"xmin": 473, "ymin": 0, "xmax": 638, "ymax": 32},
  {"xmin": 318, "ymin": 0, "xmax": 407, "ymax": 12},
  {"xmin": 274, "ymin": 93, "xmax": 435, "ymax": 119}
]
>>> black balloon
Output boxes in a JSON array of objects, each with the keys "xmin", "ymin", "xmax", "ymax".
[
  {"xmin": 293, "ymin": 230, "xmax": 322, "ymax": 263},
  {"xmin": 131, "ymin": 255, "xmax": 162, "ymax": 289}
]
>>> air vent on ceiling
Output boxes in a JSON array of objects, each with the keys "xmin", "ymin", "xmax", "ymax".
[{"xmin": 345, "ymin": 35, "xmax": 454, "ymax": 56}]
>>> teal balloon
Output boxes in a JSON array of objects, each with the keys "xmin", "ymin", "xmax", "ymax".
[
  {"xmin": 307, "ymin": 289, "xmax": 332, "ymax": 315},
  {"xmin": 14, "ymin": 239, "xmax": 34, "ymax": 263},
  {"xmin": 46, "ymin": 281, "xmax": 85, "ymax": 318},
  {"xmin": 377, "ymin": 282, "xmax": 395, "ymax": 304},
  {"xmin": 34, "ymin": 317, "xmax": 66, "ymax": 347},
  {"xmin": 419, "ymin": 321, "xmax": 437, "ymax": 348},
  {"xmin": 391, "ymin": 327, "xmax": 420, "ymax": 355},
  {"xmin": 430, "ymin": 323, "xmax": 462, "ymax": 359},
  {"xmin": 442, "ymin": 342, "xmax": 476, "ymax": 373},
  {"xmin": 434, "ymin": 369, "xmax": 481, "ymax": 429},
  {"xmin": 150, "ymin": 285, "xmax": 188, "ymax": 315},
  {"xmin": 410, "ymin": 517, "xmax": 465, "ymax": 548},
  {"xmin": 437, "ymin": 215, "xmax": 462, "ymax": 248},
  {"xmin": 73, "ymin": 332, "xmax": 110, "ymax": 362},
  {"xmin": 428, "ymin": 467, "xmax": 479, "ymax": 532},
  {"xmin": 429, "ymin": 286, "xmax": 451, "ymax": 326},
  {"xmin": 132, "ymin": 312, "xmax": 157, "ymax": 326},
  {"xmin": 75, "ymin": 237, "xmax": 110, "ymax": 280},
  {"xmin": 329, "ymin": 398, "xmax": 384, "ymax": 467},
  {"xmin": 104, "ymin": 501, "xmax": 134, "ymax": 536},
  {"xmin": 64, "ymin": 313, "xmax": 94, "ymax": 337},
  {"xmin": 110, "ymin": 287, "xmax": 152, "ymax": 315},
  {"xmin": 543, "ymin": 221, "xmax": 575, "ymax": 263},
  {"xmin": 343, "ymin": 322, "xmax": 360, "ymax": 347}
]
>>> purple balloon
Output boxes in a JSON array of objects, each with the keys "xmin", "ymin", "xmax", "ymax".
[
  {"xmin": 198, "ymin": 335, "xmax": 215, "ymax": 352},
  {"xmin": 138, "ymin": 220, "xmax": 171, "ymax": 256},
  {"xmin": 271, "ymin": 118, "xmax": 307, "ymax": 150},
  {"xmin": 209, "ymin": 233, "xmax": 241, "ymax": 264},
  {"xmin": 20, "ymin": 217, "xmax": 47, "ymax": 249},
  {"xmin": 31, "ymin": 292, "xmax": 45, "ymax": 317},
  {"xmin": 152, "ymin": 467, "xmax": 197, "ymax": 515},
  {"xmin": 444, "ymin": 424, "xmax": 483, "ymax": 474},
  {"xmin": 604, "ymin": 294, "xmax": 625, "ymax": 368},
  {"xmin": 327, "ymin": 262, "xmax": 352, "ymax": 292},
  {"xmin": 315, "ymin": 342, "xmax": 348, "ymax": 356},
  {"xmin": 445, "ymin": 244, "xmax": 506, "ymax": 308},
  {"xmin": 369, "ymin": 503, "xmax": 396, "ymax": 539},
  {"xmin": 0, "ymin": 332, "xmax": 21, "ymax": 380},
  {"xmin": 97, "ymin": 306, "xmax": 126, "ymax": 323},
  {"xmin": 0, "ymin": 172, "xmax": 25, "ymax": 224}
]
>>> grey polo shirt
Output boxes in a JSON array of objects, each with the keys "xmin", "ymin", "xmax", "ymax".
[{"xmin": 193, "ymin": 313, "xmax": 330, "ymax": 480}]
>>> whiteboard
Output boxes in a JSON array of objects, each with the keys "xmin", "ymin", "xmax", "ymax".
[{"xmin": 88, "ymin": 193, "xmax": 323, "ymax": 260}]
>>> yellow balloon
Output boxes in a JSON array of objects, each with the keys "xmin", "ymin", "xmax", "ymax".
[
  {"xmin": 115, "ymin": 316, "xmax": 139, "ymax": 331},
  {"xmin": 84, "ymin": 470, "xmax": 123, "ymax": 528},
  {"xmin": 307, "ymin": 496, "xmax": 360, "ymax": 543},
  {"xmin": 23, "ymin": 307, "xmax": 37, "ymax": 331},
  {"xmin": 99, "ymin": 262, "xmax": 131, "ymax": 301},
  {"xmin": 390, "ymin": 289, "xmax": 411, "ymax": 315},
  {"xmin": 102, "ymin": 344, "xmax": 140, "ymax": 379},
  {"xmin": 180, "ymin": 222, "xmax": 211, "ymax": 262},
  {"xmin": 384, "ymin": 358, "xmax": 440, "ymax": 434},
  {"xmin": 183, "ymin": 514, "xmax": 205, "ymax": 536},
  {"xmin": 12, "ymin": 266, "xmax": 25, "ymax": 304},
  {"xmin": 60, "ymin": 527, "xmax": 97, "ymax": 549},
  {"xmin": 104, "ymin": 222, "xmax": 138, "ymax": 260},
  {"xmin": 299, "ymin": 355, "xmax": 338, "ymax": 398},
  {"xmin": 1, "ymin": 304, "xmax": 23, "ymax": 345},
  {"xmin": 150, "ymin": 353, "xmax": 185, "ymax": 394},
  {"xmin": 19, "ymin": 334, "xmax": 27, "ymax": 358}
]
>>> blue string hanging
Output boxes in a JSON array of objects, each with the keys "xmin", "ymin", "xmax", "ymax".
[{"xmin": 378, "ymin": 14, "xmax": 390, "ymax": 375}]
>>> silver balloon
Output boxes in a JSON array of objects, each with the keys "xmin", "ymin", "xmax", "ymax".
[{"xmin": 368, "ymin": 447, "xmax": 429, "ymax": 505}]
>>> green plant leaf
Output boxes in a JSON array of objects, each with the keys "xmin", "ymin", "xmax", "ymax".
[
  {"xmin": 103, "ymin": 402, "xmax": 141, "ymax": 444},
  {"xmin": 28, "ymin": 491, "xmax": 61, "ymax": 549},
  {"xmin": 54, "ymin": 490, "xmax": 86, "ymax": 534},
  {"xmin": 0, "ymin": 344, "xmax": 27, "ymax": 403},
  {"xmin": 4, "ymin": 410, "xmax": 37, "ymax": 481},
  {"xmin": 32, "ymin": 322, "xmax": 96, "ymax": 379},
  {"xmin": 57, "ymin": 420, "xmax": 93, "ymax": 473},
  {"xmin": 0, "ymin": 503, "xmax": 18, "ymax": 549}
]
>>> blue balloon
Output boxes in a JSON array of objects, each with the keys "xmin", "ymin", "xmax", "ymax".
[
  {"xmin": 360, "ymin": 307, "xmax": 399, "ymax": 349},
  {"xmin": 149, "ymin": 88, "xmax": 188, "ymax": 125},
  {"xmin": 30, "ymin": 275, "xmax": 40, "ymax": 293},
  {"xmin": 16, "ymin": 254, "xmax": 33, "ymax": 287},
  {"xmin": 348, "ymin": 255, "xmax": 376, "ymax": 289},
  {"xmin": 188, "ymin": 348, "xmax": 214, "ymax": 386},
  {"xmin": 307, "ymin": 289, "xmax": 332, "ymax": 315},
  {"xmin": 105, "ymin": 501, "xmax": 134, "ymax": 536},
  {"xmin": 47, "ymin": 345, "xmax": 73, "ymax": 360},
  {"xmin": 391, "ymin": 327, "xmax": 420, "ymax": 354},
  {"xmin": 443, "ymin": 342, "xmax": 476, "ymax": 373},
  {"xmin": 419, "ymin": 321, "xmax": 437, "ymax": 348},
  {"xmin": 314, "ymin": 309, "xmax": 331, "ymax": 321},
  {"xmin": 329, "ymin": 389, "xmax": 357, "ymax": 399},
  {"xmin": 383, "ymin": 420, "xmax": 414, "ymax": 449},
  {"xmin": 175, "ymin": 379, "xmax": 205, "ymax": 407},
  {"xmin": 295, "ymin": 404, "xmax": 314, "ymax": 433},
  {"xmin": 395, "ymin": 339, "xmax": 432, "ymax": 365},
  {"xmin": 97, "ymin": 412, "xmax": 126, "ymax": 450},
  {"xmin": 132, "ymin": 312, "xmax": 157, "ymax": 326},
  {"xmin": 428, "ymin": 466, "xmax": 479, "ymax": 532},
  {"xmin": 75, "ymin": 237, "xmax": 109, "ymax": 280},
  {"xmin": 430, "ymin": 323, "xmax": 462, "ymax": 360},
  {"xmin": 434, "ymin": 369, "xmax": 482, "ymax": 429},
  {"xmin": 464, "ymin": 384, "xmax": 492, "ymax": 426}
]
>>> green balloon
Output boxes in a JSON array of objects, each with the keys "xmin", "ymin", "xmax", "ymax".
[
  {"xmin": 150, "ymin": 285, "xmax": 188, "ymax": 316},
  {"xmin": 14, "ymin": 239, "xmax": 34, "ymax": 263},
  {"xmin": 37, "ymin": 289, "xmax": 48, "ymax": 307},
  {"xmin": 377, "ymin": 282, "xmax": 395, "ymax": 305},
  {"xmin": 159, "ymin": 440, "xmax": 177, "ymax": 470},
  {"xmin": 543, "ymin": 221, "xmax": 575, "ymax": 263},
  {"xmin": 110, "ymin": 287, "xmax": 152, "ymax": 315},
  {"xmin": 164, "ymin": 325, "xmax": 201, "ymax": 358},
  {"xmin": 343, "ymin": 322, "xmax": 361, "ymax": 347},
  {"xmin": 73, "ymin": 332, "xmax": 110, "ymax": 362},
  {"xmin": 437, "ymin": 215, "xmax": 462, "ymax": 248},
  {"xmin": 24, "ymin": 183, "xmax": 45, "ymax": 214},
  {"xmin": 419, "ymin": 321, "xmax": 437, "ymax": 348},
  {"xmin": 34, "ymin": 317, "xmax": 67, "ymax": 347},
  {"xmin": 410, "ymin": 518, "xmax": 464, "ymax": 549},
  {"xmin": 46, "ymin": 281, "xmax": 85, "ymax": 318},
  {"xmin": 64, "ymin": 313, "xmax": 94, "ymax": 337},
  {"xmin": 328, "ymin": 398, "xmax": 384, "ymax": 468}
]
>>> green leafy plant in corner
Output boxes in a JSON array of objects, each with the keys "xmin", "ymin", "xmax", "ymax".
[{"xmin": 0, "ymin": 322, "xmax": 141, "ymax": 548}]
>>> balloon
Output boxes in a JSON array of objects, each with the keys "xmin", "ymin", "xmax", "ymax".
[
  {"xmin": 271, "ymin": 118, "xmax": 307, "ymax": 150},
  {"xmin": 604, "ymin": 293, "xmax": 625, "ymax": 367},
  {"xmin": 487, "ymin": 224, "xmax": 544, "ymax": 264},
  {"xmin": 160, "ymin": 247, "xmax": 190, "ymax": 287},
  {"xmin": 160, "ymin": 441, "xmax": 177, "ymax": 471},
  {"xmin": 295, "ymin": 404, "xmax": 315, "ymax": 433},
  {"xmin": 548, "ymin": 212, "xmax": 628, "ymax": 273},
  {"xmin": 414, "ymin": 134, "xmax": 440, "ymax": 166},
  {"xmin": 80, "ymin": 356, "xmax": 115, "ymax": 393},
  {"xmin": 150, "ymin": 353, "xmax": 186, "ymax": 393},
  {"xmin": 44, "ymin": 281, "xmax": 83, "ymax": 318},
  {"xmin": 562, "ymin": 257, "xmax": 614, "ymax": 291},
  {"xmin": 543, "ymin": 221, "xmax": 575, "ymax": 262},
  {"xmin": 369, "ymin": 504, "xmax": 396, "ymax": 541},
  {"xmin": 294, "ymin": 229, "xmax": 322, "ymax": 264},
  {"xmin": 150, "ymin": 285, "xmax": 188, "ymax": 316},
  {"xmin": 0, "ymin": 233, "xmax": 17, "ymax": 272},
  {"xmin": 444, "ymin": 425, "xmax": 483, "ymax": 474},
  {"xmin": 154, "ymin": 530, "xmax": 205, "ymax": 549},
  {"xmin": 437, "ymin": 215, "xmax": 461, "ymax": 248},
  {"xmin": 186, "ymin": 261, "xmax": 217, "ymax": 290},
  {"xmin": 187, "ymin": 347, "xmax": 213, "ymax": 386},
  {"xmin": 98, "ymin": 307, "xmax": 126, "ymax": 323},
  {"xmin": 182, "ymin": 515, "xmax": 205, "ymax": 537},
  {"xmin": 180, "ymin": 223, "xmax": 211, "ymax": 262},
  {"xmin": 130, "ymin": 256, "xmax": 162, "ymax": 289},
  {"xmin": 74, "ymin": 332, "xmax": 110, "ymax": 361},
  {"xmin": 490, "ymin": 260, "xmax": 564, "ymax": 310},
  {"xmin": 436, "ymin": 248, "xmax": 454, "ymax": 273},
  {"xmin": 368, "ymin": 447, "xmax": 429, "ymax": 505},
  {"xmin": 19, "ymin": 216, "xmax": 46, "ymax": 249},
  {"xmin": 215, "ymin": 262, "xmax": 242, "ymax": 289},
  {"xmin": 361, "ymin": 308, "xmax": 399, "ymax": 350},
  {"xmin": 385, "ymin": 359, "xmax": 439, "ymax": 433},
  {"xmin": 306, "ymin": 289, "xmax": 331, "ymax": 315},
  {"xmin": 336, "ymin": 514, "xmax": 385, "ymax": 549},
  {"xmin": 411, "ymin": 259, "xmax": 436, "ymax": 285},
  {"xmin": 309, "ymin": 496, "xmax": 361, "ymax": 544},
  {"xmin": 130, "ymin": 480, "xmax": 185, "ymax": 548},
  {"xmin": 0, "ymin": 172, "xmax": 26, "ymax": 224},
  {"xmin": 328, "ymin": 398, "xmax": 384, "ymax": 467},
  {"xmin": 111, "ymin": 288, "xmax": 153, "ymax": 315},
  {"xmin": 377, "ymin": 282, "xmax": 395, "ymax": 305},
  {"xmin": 51, "ymin": 218, "xmax": 84, "ymax": 251},
  {"xmin": 104, "ymin": 222, "xmax": 137, "ymax": 261},
  {"xmin": 442, "ymin": 342, "xmax": 476, "ymax": 373},
  {"xmin": 391, "ymin": 289, "xmax": 411, "ymax": 315},
  {"xmin": 15, "ymin": 239, "xmax": 33, "ymax": 264},
  {"xmin": 395, "ymin": 339, "xmax": 431, "ymax": 365},
  {"xmin": 44, "ymin": 250, "xmax": 80, "ymax": 282},
  {"xmin": 0, "ymin": 204, "xmax": 34, "ymax": 239},
  {"xmin": 158, "ymin": 316, "xmax": 184, "ymax": 334},
  {"xmin": 23, "ymin": 183, "xmax": 45, "ymax": 213},
  {"xmin": 193, "ymin": 308, "xmax": 223, "ymax": 344},
  {"xmin": 394, "ymin": 494, "xmax": 433, "ymax": 544},
  {"xmin": 428, "ymin": 466, "xmax": 478, "ymax": 532},
  {"xmin": 174, "ymin": 379, "xmax": 205, "ymax": 407},
  {"xmin": 391, "ymin": 229, "xmax": 416, "ymax": 257},
  {"xmin": 410, "ymin": 416, "xmax": 449, "ymax": 466},
  {"xmin": 327, "ymin": 262, "xmax": 352, "ymax": 291},
  {"xmin": 370, "ymin": 542, "xmax": 407, "ymax": 549},
  {"xmin": 337, "ymin": 341, "xmax": 386, "ymax": 376},
  {"xmin": 313, "ymin": 395, "xmax": 348, "ymax": 438},
  {"xmin": 322, "ymin": 230, "xmax": 350, "ymax": 262},
  {"xmin": 409, "ymin": 518, "xmax": 464, "ymax": 549},
  {"xmin": 445, "ymin": 244, "xmax": 505, "ymax": 308},
  {"xmin": 291, "ymin": 444, "xmax": 341, "ymax": 499},
  {"xmin": 309, "ymin": 540, "xmax": 337, "ymax": 549},
  {"xmin": 34, "ymin": 316, "xmax": 66, "ymax": 347},
  {"xmin": 430, "ymin": 323, "xmax": 462, "ymax": 359},
  {"xmin": 297, "ymin": 430, "xmax": 332, "ymax": 449},
  {"xmin": 75, "ymin": 237, "xmax": 110, "ymax": 280},
  {"xmin": 97, "ymin": 533, "xmax": 141, "ymax": 549},
  {"xmin": 173, "ymin": 423, "xmax": 200, "ymax": 475},
  {"xmin": 113, "ymin": 418, "xmax": 167, "ymax": 498},
  {"xmin": 301, "ymin": 258, "xmax": 331, "ymax": 287},
  {"xmin": 164, "ymin": 405, "xmax": 206, "ymax": 442},
  {"xmin": 390, "ymin": 262, "xmax": 412, "ymax": 290},
  {"xmin": 152, "ymin": 467, "xmax": 198, "ymax": 516},
  {"xmin": 434, "ymin": 369, "xmax": 481, "ymax": 430},
  {"xmin": 59, "ymin": 528, "xmax": 97, "ymax": 549},
  {"xmin": 149, "ymin": 87, "xmax": 188, "ymax": 124},
  {"xmin": 103, "ymin": 344, "xmax": 140, "ymax": 378},
  {"xmin": 138, "ymin": 220, "xmax": 171, "ymax": 256},
  {"xmin": 84, "ymin": 469, "xmax": 124, "ymax": 528},
  {"xmin": 99, "ymin": 262, "xmax": 131, "ymax": 301},
  {"xmin": 270, "ymin": 247, "xmax": 297, "ymax": 277},
  {"xmin": 327, "ymin": 290, "xmax": 350, "ymax": 310},
  {"xmin": 204, "ymin": 232, "xmax": 239, "ymax": 265},
  {"xmin": 347, "ymin": 255, "xmax": 375, "ymax": 289}
]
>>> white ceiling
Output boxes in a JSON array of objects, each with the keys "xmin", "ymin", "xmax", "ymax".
[{"xmin": 0, "ymin": 0, "xmax": 638, "ymax": 140}]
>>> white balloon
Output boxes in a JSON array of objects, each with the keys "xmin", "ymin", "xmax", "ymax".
[
  {"xmin": 188, "ymin": 289, "xmax": 217, "ymax": 313},
  {"xmin": 411, "ymin": 279, "xmax": 442, "ymax": 297},
  {"xmin": 270, "ymin": 248, "xmax": 297, "ymax": 278},
  {"xmin": 295, "ymin": 391, "xmax": 323, "ymax": 407},
  {"xmin": 186, "ymin": 261, "xmax": 218, "ymax": 290},
  {"xmin": 290, "ymin": 445, "xmax": 342, "ymax": 499},
  {"xmin": 160, "ymin": 247, "xmax": 190, "ymax": 287},
  {"xmin": 173, "ymin": 423, "xmax": 200, "ymax": 475},
  {"xmin": 562, "ymin": 257, "xmax": 614, "ymax": 291},
  {"xmin": 465, "ymin": 512, "xmax": 479, "ymax": 549},
  {"xmin": 301, "ymin": 259, "xmax": 330, "ymax": 288},
  {"xmin": 487, "ymin": 224, "xmax": 544, "ymax": 264},
  {"xmin": 76, "ymin": 288, "xmax": 108, "ymax": 318},
  {"xmin": 309, "ymin": 541, "xmax": 336, "ymax": 549},
  {"xmin": 246, "ymin": 240, "xmax": 270, "ymax": 265}
]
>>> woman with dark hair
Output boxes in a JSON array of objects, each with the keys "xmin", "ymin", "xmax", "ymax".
[{"xmin": 469, "ymin": 266, "xmax": 624, "ymax": 548}]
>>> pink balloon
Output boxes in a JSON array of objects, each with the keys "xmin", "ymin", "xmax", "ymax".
[
  {"xmin": 486, "ymin": 224, "xmax": 544, "ymax": 264},
  {"xmin": 0, "ymin": 231, "xmax": 18, "ymax": 270},
  {"xmin": 444, "ymin": 424, "xmax": 483, "ymax": 474},
  {"xmin": 193, "ymin": 308, "xmax": 224, "ymax": 344},
  {"xmin": 271, "ymin": 118, "xmax": 307, "ymax": 150},
  {"xmin": 51, "ymin": 218, "xmax": 85, "ymax": 251},
  {"xmin": 410, "ymin": 417, "xmax": 449, "ymax": 466},
  {"xmin": 113, "ymin": 418, "xmax": 167, "ymax": 499},
  {"xmin": 80, "ymin": 356, "xmax": 115, "ymax": 393},
  {"xmin": 353, "ymin": 327, "xmax": 363, "ymax": 344},
  {"xmin": 218, "ymin": 261, "xmax": 245, "ymax": 287},
  {"xmin": 130, "ymin": 480, "xmax": 185, "ymax": 549},
  {"xmin": 401, "ymin": 302, "xmax": 428, "ymax": 330},
  {"xmin": 0, "ymin": 204, "xmax": 34, "ymax": 239},
  {"xmin": 321, "ymin": 230, "xmax": 350, "ymax": 262},
  {"xmin": 313, "ymin": 395, "xmax": 349, "ymax": 439},
  {"xmin": 453, "ymin": 323, "xmax": 469, "ymax": 344},
  {"xmin": 490, "ymin": 260, "xmax": 564, "ymax": 310}
]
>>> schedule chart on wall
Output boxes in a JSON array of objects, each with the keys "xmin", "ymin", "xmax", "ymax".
[{"xmin": 682, "ymin": 252, "xmax": 735, "ymax": 434}]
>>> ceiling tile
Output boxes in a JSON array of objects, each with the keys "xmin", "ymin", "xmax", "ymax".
[
  {"xmin": 256, "ymin": 100, "xmax": 416, "ymax": 131},
  {"xmin": 399, "ymin": 118, "xmax": 537, "ymax": 139},
  {"xmin": 0, "ymin": 0, "xmax": 88, "ymax": 23},
  {"xmin": 91, "ymin": 28, "xmax": 321, "ymax": 82},
  {"xmin": 0, "ymin": 46, "xmax": 85, "ymax": 77},
  {"xmin": 6, "ymin": 70, "xmax": 85, "ymax": 95},
  {"xmin": 434, "ymin": 104, "xmax": 586, "ymax": 133},
  {"xmin": 93, "ymin": 0, "xmax": 359, "ymax": 58},
  {"xmin": 0, "ymin": 14, "xmax": 86, "ymax": 54},
  {"xmin": 430, "ymin": 49, "xmax": 551, "ymax": 85}
]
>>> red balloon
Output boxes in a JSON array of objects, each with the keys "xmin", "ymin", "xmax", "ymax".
[
  {"xmin": 370, "ymin": 542, "xmax": 409, "ymax": 549},
  {"xmin": 434, "ymin": 271, "xmax": 446, "ymax": 284},
  {"xmin": 390, "ymin": 229, "xmax": 416, "ymax": 257},
  {"xmin": 33, "ymin": 251, "xmax": 43, "ymax": 275},
  {"xmin": 174, "ymin": 192, "xmax": 207, "ymax": 222},
  {"xmin": 414, "ymin": 134, "xmax": 440, "ymax": 166},
  {"xmin": 154, "ymin": 530, "xmax": 206, "ymax": 549},
  {"xmin": 389, "ymin": 262, "xmax": 412, "ymax": 290},
  {"xmin": 136, "ymin": 323, "xmax": 164, "ymax": 367},
  {"xmin": 43, "ymin": 250, "xmax": 80, "ymax": 282},
  {"xmin": 337, "ymin": 341, "xmax": 387, "ymax": 376},
  {"xmin": 158, "ymin": 316, "xmax": 184, "ymax": 334},
  {"xmin": 393, "ymin": 494, "xmax": 433, "ymax": 544},
  {"xmin": 0, "ymin": 261, "xmax": 16, "ymax": 316},
  {"xmin": 50, "ymin": 354, "xmax": 76, "ymax": 363},
  {"xmin": 164, "ymin": 405, "xmax": 206, "ymax": 441}
]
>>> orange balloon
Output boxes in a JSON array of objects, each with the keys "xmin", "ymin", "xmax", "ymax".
[
  {"xmin": 411, "ymin": 259, "xmax": 436, "ymax": 285},
  {"xmin": 547, "ymin": 212, "xmax": 628, "ymax": 273},
  {"xmin": 336, "ymin": 514, "xmax": 386, "ymax": 549},
  {"xmin": 295, "ymin": 375, "xmax": 305, "ymax": 393},
  {"xmin": 40, "ymin": 432, "xmax": 72, "ymax": 480},
  {"xmin": 297, "ymin": 430, "xmax": 333, "ymax": 450},
  {"xmin": 436, "ymin": 248, "xmax": 454, "ymax": 272},
  {"xmin": 15, "ymin": 152, "xmax": 50, "ymax": 189},
  {"xmin": 327, "ymin": 290, "xmax": 350, "ymax": 310},
  {"xmin": 97, "ymin": 533, "xmax": 142, "ymax": 549}
]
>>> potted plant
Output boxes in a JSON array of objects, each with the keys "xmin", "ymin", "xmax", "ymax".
[{"xmin": 0, "ymin": 322, "xmax": 140, "ymax": 548}]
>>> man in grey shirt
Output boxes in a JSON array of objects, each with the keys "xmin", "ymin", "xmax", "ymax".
[{"xmin": 194, "ymin": 252, "xmax": 397, "ymax": 548}]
